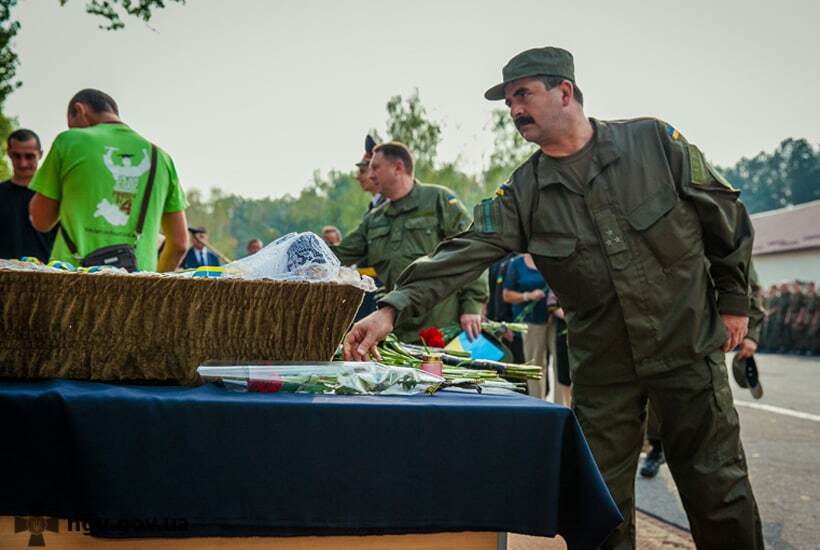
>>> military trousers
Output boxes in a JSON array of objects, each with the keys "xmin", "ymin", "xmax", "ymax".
[
  {"xmin": 573, "ymin": 350, "xmax": 763, "ymax": 550},
  {"xmin": 523, "ymin": 321, "xmax": 554, "ymax": 399},
  {"xmin": 645, "ymin": 401, "xmax": 661, "ymax": 442}
]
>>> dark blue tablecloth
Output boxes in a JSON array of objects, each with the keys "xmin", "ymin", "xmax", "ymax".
[{"xmin": 0, "ymin": 380, "xmax": 620, "ymax": 548}]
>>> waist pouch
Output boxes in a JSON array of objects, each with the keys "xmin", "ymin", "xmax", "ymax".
[{"xmin": 81, "ymin": 244, "xmax": 139, "ymax": 272}]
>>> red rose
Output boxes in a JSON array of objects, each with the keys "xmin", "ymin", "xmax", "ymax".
[
  {"xmin": 419, "ymin": 327, "xmax": 446, "ymax": 349},
  {"xmin": 248, "ymin": 376, "xmax": 284, "ymax": 393}
]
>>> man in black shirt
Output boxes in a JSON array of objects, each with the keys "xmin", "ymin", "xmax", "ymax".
[{"xmin": 0, "ymin": 129, "xmax": 56, "ymax": 262}]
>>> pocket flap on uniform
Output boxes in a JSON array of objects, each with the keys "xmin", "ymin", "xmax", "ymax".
[
  {"xmin": 527, "ymin": 235, "xmax": 577, "ymax": 258},
  {"xmin": 404, "ymin": 216, "xmax": 438, "ymax": 230},
  {"xmin": 625, "ymin": 185, "xmax": 677, "ymax": 231},
  {"xmin": 368, "ymin": 225, "xmax": 391, "ymax": 239}
]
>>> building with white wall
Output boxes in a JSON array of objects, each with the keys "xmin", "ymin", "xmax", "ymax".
[{"xmin": 751, "ymin": 199, "xmax": 820, "ymax": 287}]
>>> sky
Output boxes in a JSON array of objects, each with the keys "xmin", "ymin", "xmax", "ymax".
[{"xmin": 6, "ymin": 0, "xmax": 820, "ymax": 200}]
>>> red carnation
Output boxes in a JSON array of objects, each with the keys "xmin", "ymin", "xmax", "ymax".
[{"xmin": 419, "ymin": 327, "xmax": 446, "ymax": 349}]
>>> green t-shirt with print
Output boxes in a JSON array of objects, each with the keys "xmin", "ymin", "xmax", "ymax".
[{"xmin": 30, "ymin": 123, "xmax": 187, "ymax": 271}]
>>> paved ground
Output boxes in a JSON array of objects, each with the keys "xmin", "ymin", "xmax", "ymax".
[
  {"xmin": 508, "ymin": 511, "xmax": 695, "ymax": 549},
  {"xmin": 515, "ymin": 352, "xmax": 820, "ymax": 549},
  {"xmin": 636, "ymin": 352, "xmax": 820, "ymax": 550}
]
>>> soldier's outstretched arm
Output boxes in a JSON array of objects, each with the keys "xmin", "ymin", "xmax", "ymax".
[
  {"xmin": 657, "ymin": 120, "xmax": 753, "ymax": 351},
  {"xmin": 343, "ymin": 178, "xmax": 531, "ymax": 359}
]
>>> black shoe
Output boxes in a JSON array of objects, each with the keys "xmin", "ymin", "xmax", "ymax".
[{"xmin": 640, "ymin": 446, "xmax": 665, "ymax": 479}]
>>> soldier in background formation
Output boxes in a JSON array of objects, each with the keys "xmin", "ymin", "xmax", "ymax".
[{"xmin": 759, "ymin": 280, "xmax": 818, "ymax": 355}]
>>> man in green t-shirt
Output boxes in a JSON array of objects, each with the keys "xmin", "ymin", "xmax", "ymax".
[{"xmin": 29, "ymin": 89, "xmax": 189, "ymax": 272}]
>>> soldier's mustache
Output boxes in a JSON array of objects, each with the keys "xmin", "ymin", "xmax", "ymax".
[{"xmin": 514, "ymin": 116, "xmax": 535, "ymax": 129}]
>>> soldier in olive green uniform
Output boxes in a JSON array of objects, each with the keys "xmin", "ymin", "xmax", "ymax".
[
  {"xmin": 344, "ymin": 47, "xmax": 762, "ymax": 549},
  {"xmin": 802, "ymin": 284, "xmax": 817, "ymax": 353},
  {"xmin": 793, "ymin": 282, "xmax": 815, "ymax": 353},
  {"xmin": 810, "ymin": 287, "xmax": 820, "ymax": 355},
  {"xmin": 768, "ymin": 283, "xmax": 791, "ymax": 351},
  {"xmin": 745, "ymin": 264, "xmax": 766, "ymax": 345},
  {"xmin": 759, "ymin": 285, "xmax": 777, "ymax": 350},
  {"xmin": 332, "ymin": 141, "xmax": 488, "ymax": 343},
  {"xmin": 783, "ymin": 284, "xmax": 803, "ymax": 351}
]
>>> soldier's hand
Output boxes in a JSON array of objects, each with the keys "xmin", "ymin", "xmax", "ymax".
[
  {"xmin": 343, "ymin": 307, "xmax": 396, "ymax": 361},
  {"xmin": 531, "ymin": 289, "xmax": 546, "ymax": 301},
  {"xmin": 736, "ymin": 337, "xmax": 758, "ymax": 360},
  {"xmin": 460, "ymin": 313, "xmax": 482, "ymax": 341},
  {"xmin": 721, "ymin": 314, "xmax": 749, "ymax": 353}
]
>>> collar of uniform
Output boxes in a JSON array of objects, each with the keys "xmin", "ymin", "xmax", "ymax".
[
  {"xmin": 535, "ymin": 118, "xmax": 620, "ymax": 192},
  {"xmin": 385, "ymin": 180, "xmax": 420, "ymax": 217}
]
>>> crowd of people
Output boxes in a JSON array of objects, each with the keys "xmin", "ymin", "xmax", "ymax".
[
  {"xmin": 0, "ymin": 89, "xmax": 269, "ymax": 273},
  {"xmin": 759, "ymin": 280, "xmax": 819, "ymax": 355},
  {"xmin": 2, "ymin": 45, "xmax": 810, "ymax": 549}
]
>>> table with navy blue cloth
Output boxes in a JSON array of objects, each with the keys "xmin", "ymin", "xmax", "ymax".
[{"xmin": 0, "ymin": 380, "xmax": 621, "ymax": 549}]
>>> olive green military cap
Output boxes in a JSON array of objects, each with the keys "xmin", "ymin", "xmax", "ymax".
[
  {"xmin": 732, "ymin": 354, "xmax": 763, "ymax": 400},
  {"xmin": 484, "ymin": 46, "xmax": 575, "ymax": 101}
]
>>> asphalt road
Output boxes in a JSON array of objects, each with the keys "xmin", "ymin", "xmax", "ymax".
[{"xmin": 636, "ymin": 352, "xmax": 820, "ymax": 550}]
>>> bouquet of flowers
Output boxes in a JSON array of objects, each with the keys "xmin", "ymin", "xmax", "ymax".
[
  {"xmin": 373, "ymin": 334, "xmax": 541, "ymax": 392},
  {"xmin": 198, "ymin": 361, "xmax": 457, "ymax": 395}
]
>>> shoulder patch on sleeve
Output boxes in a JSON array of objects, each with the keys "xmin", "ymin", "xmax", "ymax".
[
  {"xmin": 446, "ymin": 194, "xmax": 459, "ymax": 205},
  {"xmin": 474, "ymin": 198, "xmax": 501, "ymax": 234},
  {"xmin": 667, "ymin": 124, "xmax": 681, "ymax": 141},
  {"xmin": 688, "ymin": 144, "xmax": 709, "ymax": 185},
  {"xmin": 688, "ymin": 144, "xmax": 738, "ymax": 191},
  {"xmin": 495, "ymin": 182, "xmax": 511, "ymax": 197}
]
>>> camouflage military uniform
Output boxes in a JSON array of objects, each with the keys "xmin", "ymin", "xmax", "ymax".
[
  {"xmin": 380, "ymin": 118, "xmax": 763, "ymax": 549},
  {"xmin": 784, "ymin": 290, "xmax": 804, "ymax": 351},
  {"xmin": 332, "ymin": 181, "xmax": 488, "ymax": 343},
  {"xmin": 796, "ymin": 292, "xmax": 816, "ymax": 353},
  {"xmin": 811, "ymin": 296, "xmax": 820, "ymax": 355},
  {"xmin": 768, "ymin": 289, "xmax": 790, "ymax": 351},
  {"xmin": 760, "ymin": 291, "xmax": 775, "ymax": 350}
]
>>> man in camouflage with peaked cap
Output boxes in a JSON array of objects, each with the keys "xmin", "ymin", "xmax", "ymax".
[{"xmin": 344, "ymin": 47, "xmax": 763, "ymax": 549}]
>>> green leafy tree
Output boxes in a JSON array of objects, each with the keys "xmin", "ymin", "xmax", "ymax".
[
  {"xmin": 184, "ymin": 187, "xmax": 240, "ymax": 261},
  {"xmin": 0, "ymin": 0, "xmax": 184, "ymax": 105},
  {"xmin": 385, "ymin": 90, "xmax": 442, "ymax": 174},
  {"xmin": 722, "ymin": 138, "xmax": 820, "ymax": 213},
  {"xmin": 382, "ymin": 91, "xmax": 491, "ymax": 210},
  {"xmin": 63, "ymin": 0, "xmax": 187, "ymax": 31},
  {"xmin": 0, "ymin": 109, "xmax": 15, "ymax": 180},
  {"xmin": 0, "ymin": 0, "xmax": 20, "ymax": 110},
  {"xmin": 484, "ymin": 109, "xmax": 534, "ymax": 189},
  {"xmin": 0, "ymin": 0, "xmax": 184, "ymax": 173}
]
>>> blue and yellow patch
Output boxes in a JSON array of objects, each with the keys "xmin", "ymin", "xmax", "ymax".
[
  {"xmin": 193, "ymin": 266, "xmax": 225, "ymax": 278},
  {"xmin": 667, "ymin": 125, "xmax": 680, "ymax": 141},
  {"xmin": 48, "ymin": 260, "xmax": 75, "ymax": 271},
  {"xmin": 495, "ymin": 182, "xmax": 511, "ymax": 198},
  {"xmin": 446, "ymin": 194, "xmax": 459, "ymax": 205}
]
